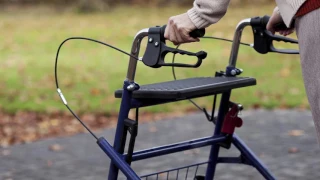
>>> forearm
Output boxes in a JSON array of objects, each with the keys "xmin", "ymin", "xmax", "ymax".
[{"xmin": 187, "ymin": 0, "xmax": 231, "ymax": 29}]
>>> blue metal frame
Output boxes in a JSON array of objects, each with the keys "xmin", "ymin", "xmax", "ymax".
[
  {"xmin": 102, "ymin": 81, "xmax": 277, "ymax": 180},
  {"xmin": 232, "ymin": 134, "xmax": 276, "ymax": 180},
  {"xmin": 108, "ymin": 80, "xmax": 133, "ymax": 180},
  {"xmin": 95, "ymin": 17, "xmax": 280, "ymax": 180},
  {"xmin": 97, "ymin": 137, "xmax": 140, "ymax": 180},
  {"xmin": 128, "ymin": 135, "xmax": 227, "ymax": 161},
  {"xmin": 205, "ymin": 91, "xmax": 231, "ymax": 180}
]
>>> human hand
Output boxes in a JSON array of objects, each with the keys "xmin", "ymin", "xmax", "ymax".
[
  {"xmin": 266, "ymin": 7, "xmax": 294, "ymax": 36},
  {"xmin": 164, "ymin": 13, "xmax": 200, "ymax": 45}
]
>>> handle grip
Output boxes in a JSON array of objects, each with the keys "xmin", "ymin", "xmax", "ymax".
[
  {"xmin": 142, "ymin": 25, "xmax": 207, "ymax": 68},
  {"xmin": 260, "ymin": 15, "xmax": 270, "ymax": 28},
  {"xmin": 160, "ymin": 25, "xmax": 205, "ymax": 40},
  {"xmin": 251, "ymin": 15, "xmax": 299, "ymax": 54}
]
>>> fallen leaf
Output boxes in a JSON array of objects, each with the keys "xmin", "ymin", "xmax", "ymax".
[
  {"xmin": 280, "ymin": 68, "xmax": 290, "ymax": 77},
  {"xmin": 289, "ymin": 88, "xmax": 300, "ymax": 95},
  {"xmin": 47, "ymin": 160, "xmax": 53, "ymax": 167},
  {"xmin": 48, "ymin": 144, "xmax": 63, "ymax": 152},
  {"xmin": 149, "ymin": 126, "xmax": 157, "ymax": 133},
  {"xmin": 288, "ymin": 147, "xmax": 299, "ymax": 153},
  {"xmin": 184, "ymin": 149, "xmax": 200, "ymax": 155},
  {"xmin": 1, "ymin": 149, "xmax": 11, "ymax": 156},
  {"xmin": 49, "ymin": 119, "xmax": 59, "ymax": 127},
  {"xmin": 3, "ymin": 126, "xmax": 13, "ymax": 136},
  {"xmin": 90, "ymin": 88, "xmax": 100, "ymax": 96},
  {"xmin": 288, "ymin": 130, "xmax": 304, "ymax": 137}
]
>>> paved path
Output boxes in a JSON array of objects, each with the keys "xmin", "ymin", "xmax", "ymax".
[{"xmin": 1, "ymin": 109, "xmax": 320, "ymax": 180}]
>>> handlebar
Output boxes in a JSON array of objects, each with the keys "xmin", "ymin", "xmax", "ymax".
[
  {"xmin": 229, "ymin": 15, "xmax": 299, "ymax": 67},
  {"xmin": 126, "ymin": 15, "xmax": 300, "ymax": 81},
  {"xmin": 140, "ymin": 25, "xmax": 207, "ymax": 69},
  {"xmin": 250, "ymin": 15, "xmax": 299, "ymax": 55}
]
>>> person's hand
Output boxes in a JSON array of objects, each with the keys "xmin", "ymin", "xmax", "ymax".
[
  {"xmin": 266, "ymin": 7, "xmax": 294, "ymax": 36},
  {"xmin": 164, "ymin": 13, "xmax": 199, "ymax": 45}
]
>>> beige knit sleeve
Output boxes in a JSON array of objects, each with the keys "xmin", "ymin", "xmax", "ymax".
[{"xmin": 187, "ymin": 0, "xmax": 231, "ymax": 29}]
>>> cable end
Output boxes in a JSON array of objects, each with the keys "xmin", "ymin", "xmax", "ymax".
[{"xmin": 57, "ymin": 88, "xmax": 68, "ymax": 105}]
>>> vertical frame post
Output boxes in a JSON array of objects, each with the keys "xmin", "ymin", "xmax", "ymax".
[
  {"xmin": 108, "ymin": 81, "xmax": 132, "ymax": 180},
  {"xmin": 205, "ymin": 91, "xmax": 231, "ymax": 180},
  {"xmin": 108, "ymin": 29, "xmax": 148, "ymax": 180}
]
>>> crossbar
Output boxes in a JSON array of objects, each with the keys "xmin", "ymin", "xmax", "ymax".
[{"xmin": 127, "ymin": 135, "xmax": 227, "ymax": 161}]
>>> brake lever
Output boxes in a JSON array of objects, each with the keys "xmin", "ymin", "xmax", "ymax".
[
  {"xmin": 263, "ymin": 30, "xmax": 299, "ymax": 54},
  {"xmin": 251, "ymin": 15, "xmax": 299, "ymax": 54},
  {"xmin": 264, "ymin": 30, "xmax": 299, "ymax": 54},
  {"xmin": 264, "ymin": 30, "xmax": 298, "ymax": 44},
  {"xmin": 159, "ymin": 45, "xmax": 207, "ymax": 67},
  {"xmin": 141, "ymin": 26, "xmax": 207, "ymax": 68}
]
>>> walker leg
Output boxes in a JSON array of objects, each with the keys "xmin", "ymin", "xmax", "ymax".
[
  {"xmin": 232, "ymin": 134, "xmax": 276, "ymax": 180},
  {"xmin": 205, "ymin": 91, "xmax": 231, "ymax": 180}
]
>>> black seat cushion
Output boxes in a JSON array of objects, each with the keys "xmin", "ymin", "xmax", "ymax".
[{"xmin": 114, "ymin": 76, "xmax": 256, "ymax": 100}]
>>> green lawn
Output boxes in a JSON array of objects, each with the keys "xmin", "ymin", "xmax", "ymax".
[{"xmin": 0, "ymin": 4, "xmax": 308, "ymax": 115}]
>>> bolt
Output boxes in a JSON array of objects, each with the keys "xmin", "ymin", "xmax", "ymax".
[
  {"xmin": 127, "ymin": 84, "xmax": 136, "ymax": 91},
  {"xmin": 260, "ymin": 32, "xmax": 264, "ymax": 37},
  {"xmin": 231, "ymin": 70, "xmax": 236, "ymax": 75},
  {"xmin": 154, "ymin": 42, "xmax": 159, "ymax": 47},
  {"xmin": 148, "ymin": 38, "xmax": 153, "ymax": 43},
  {"xmin": 237, "ymin": 104, "xmax": 243, "ymax": 111}
]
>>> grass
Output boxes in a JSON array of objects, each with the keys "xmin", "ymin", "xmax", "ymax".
[{"xmin": 0, "ymin": 4, "xmax": 308, "ymax": 115}]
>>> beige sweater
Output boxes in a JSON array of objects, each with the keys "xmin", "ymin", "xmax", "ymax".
[
  {"xmin": 276, "ymin": 0, "xmax": 306, "ymax": 27},
  {"xmin": 187, "ymin": 0, "xmax": 306, "ymax": 29}
]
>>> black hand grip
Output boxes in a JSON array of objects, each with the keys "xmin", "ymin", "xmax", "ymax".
[
  {"xmin": 261, "ymin": 15, "xmax": 290, "ymax": 31},
  {"xmin": 261, "ymin": 15, "xmax": 270, "ymax": 28},
  {"xmin": 270, "ymin": 45, "xmax": 299, "ymax": 54},
  {"xmin": 273, "ymin": 22, "xmax": 288, "ymax": 31},
  {"xmin": 264, "ymin": 30, "xmax": 298, "ymax": 44},
  {"xmin": 160, "ymin": 25, "xmax": 205, "ymax": 40}
]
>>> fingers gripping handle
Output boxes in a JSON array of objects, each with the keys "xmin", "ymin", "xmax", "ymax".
[
  {"xmin": 160, "ymin": 25, "xmax": 206, "ymax": 40},
  {"xmin": 141, "ymin": 25, "xmax": 207, "ymax": 68},
  {"xmin": 250, "ymin": 15, "xmax": 299, "ymax": 54},
  {"xmin": 260, "ymin": 15, "xmax": 288, "ymax": 31}
]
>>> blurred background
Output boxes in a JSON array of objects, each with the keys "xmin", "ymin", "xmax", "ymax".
[{"xmin": 0, "ymin": 0, "xmax": 303, "ymax": 149}]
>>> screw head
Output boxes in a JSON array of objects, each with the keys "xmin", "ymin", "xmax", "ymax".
[
  {"xmin": 148, "ymin": 38, "xmax": 153, "ymax": 43},
  {"xmin": 154, "ymin": 42, "xmax": 159, "ymax": 47},
  {"xmin": 127, "ymin": 84, "xmax": 135, "ymax": 91}
]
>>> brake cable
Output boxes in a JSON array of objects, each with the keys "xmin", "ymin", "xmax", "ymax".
[
  {"xmin": 55, "ymin": 36, "xmax": 250, "ymax": 139},
  {"xmin": 171, "ymin": 38, "xmax": 251, "ymax": 121}
]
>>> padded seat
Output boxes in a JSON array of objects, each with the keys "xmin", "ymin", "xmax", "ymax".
[{"xmin": 115, "ymin": 76, "xmax": 256, "ymax": 100}]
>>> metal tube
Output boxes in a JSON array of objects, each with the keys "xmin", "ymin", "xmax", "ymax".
[
  {"xmin": 97, "ymin": 137, "xmax": 140, "ymax": 180},
  {"xmin": 108, "ymin": 81, "xmax": 133, "ymax": 180},
  {"xmin": 129, "ymin": 135, "xmax": 226, "ymax": 161},
  {"xmin": 228, "ymin": 18, "xmax": 251, "ymax": 67},
  {"xmin": 205, "ymin": 91, "xmax": 231, "ymax": 180},
  {"xmin": 232, "ymin": 134, "xmax": 276, "ymax": 180},
  {"xmin": 126, "ymin": 28, "xmax": 149, "ymax": 82}
]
